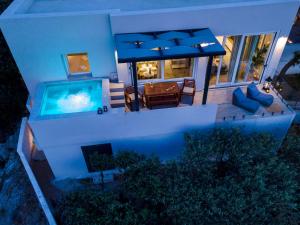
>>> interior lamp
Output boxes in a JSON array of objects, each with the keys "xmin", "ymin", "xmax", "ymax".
[{"xmin": 263, "ymin": 77, "xmax": 272, "ymax": 93}]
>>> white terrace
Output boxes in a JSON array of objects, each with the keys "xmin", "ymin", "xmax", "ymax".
[{"xmin": 129, "ymin": 84, "xmax": 293, "ymax": 122}]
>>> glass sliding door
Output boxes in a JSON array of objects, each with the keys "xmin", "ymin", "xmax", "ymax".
[
  {"xmin": 218, "ymin": 36, "xmax": 242, "ymax": 84},
  {"xmin": 235, "ymin": 33, "xmax": 273, "ymax": 83},
  {"xmin": 210, "ymin": 36, "xmax": 224, "ymax": 86},
  {"xmin": 210, "ymin": 56, "xmax": 221, "ymax": 86},
  {"xmin": 209, "ymin": 33, "xmax": 274, "ymax": 87}
]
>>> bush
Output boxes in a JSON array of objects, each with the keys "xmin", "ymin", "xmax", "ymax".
[
  {"xmin": 114, "ymin": 150, "xmax": 146, "ymax": 170},
  {"xmin": 58, "ymin": 129, "xmax": 300, "ymax": 225},
  {"xmin": 0, "ymin": 0, "xmax": 28, "ymax": 141},
  {"xmin": 58, "ymin": 191, "xmax": 138, "ymax": 225}
]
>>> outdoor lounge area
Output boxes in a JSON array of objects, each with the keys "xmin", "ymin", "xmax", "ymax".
[
  {"xmin": 123, "ymin": 82, "xmax": 293, "ymax": 122},
  {"xmin": 114, "ymin": 28, "xmax": 226, "ymax": 111}
]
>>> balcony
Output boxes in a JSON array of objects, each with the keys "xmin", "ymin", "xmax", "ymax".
[{"xmin": 127, "ymin": 84, "xmax": 294, "ymax": 122}]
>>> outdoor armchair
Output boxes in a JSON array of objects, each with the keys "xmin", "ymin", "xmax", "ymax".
[
  {"xmin": 233, "ymin": 87, "xmax": 260, "ymax": 113},
  {"xmin": 180, "ymin": 79, "xmax": 196, "ymax": 104},
  {"xmin": 247, "ymin": 83, "xmax": 274, "ymax": 107},
  {"xmin": 124, "ymin": 86, "xmax": 144, "ymax": 111}
]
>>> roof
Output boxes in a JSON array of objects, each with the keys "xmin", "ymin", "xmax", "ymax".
[
  {"xmin": 115, "ymin": 28, "xmax": 226, "ymax": 63},
  {"xmin": 9, "ymin": 0, "xmax": 294, "ymax": 15}
]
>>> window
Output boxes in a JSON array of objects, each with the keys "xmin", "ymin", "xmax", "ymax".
[
  {"xmin": 164, "ymin": 58, "xmax": 194, "ymax": 79},
  {"xmin": 136, "ymin": 58, "xmax": 194, "ymax": 82},
  {"xmin": 81, "ymin": 143, "xmax": 114, "ymax": 173},
  {"xmin": 219, "ymin": 36, "xmax": 242, "ymax": 84},
  {"xmin": 235, "ymin": 34, "xmax": 273, "ymax": 83},
  {"xmin": 137, "ymin": 61, "xmax": 161, "ymax": 80},
  {"xmin": 66, "ymin": 53, "xmax": 91, "ymax": 75},
  {"xmin": 210, "ymin": 36, "xmax": 224, "ymax": 86},
  {"xmin": 209, "ymin": 33, "xmax": 274, "ymax": 87}
]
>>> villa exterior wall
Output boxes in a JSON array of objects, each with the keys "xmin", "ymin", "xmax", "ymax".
[
  {"xmin": 0, "ymin": 1, "xmax": 299, "ymax": 96},
  {"xmin": 1, "ymin": 0, "xmax": 299, "ymax": 180},
  {"xmin": 0, "ymin": 13, "xmax": 117, "ymax": 96},
  {"xmin": 29, "ymin": 104, "xmax": 218, "ymax": 179},
  {"xmin": 112, "ymin": 1, "xmax": 299, "ymax": 84}
]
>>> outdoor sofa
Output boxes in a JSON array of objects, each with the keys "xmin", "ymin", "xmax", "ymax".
[
  {"xmin": 247, "ymin": 83, "xmax": 274, "ymax": 107},
  {"xmin": 232, "ymin": 87, "xmax": 260, "ymax": 113}
]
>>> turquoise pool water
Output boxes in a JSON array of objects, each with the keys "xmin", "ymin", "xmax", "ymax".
[{"xmin": 40, "ymin": 80, "xmax": 102, "ymax": 116}]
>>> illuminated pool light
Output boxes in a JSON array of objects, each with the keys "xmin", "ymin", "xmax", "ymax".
[
  {"xmin": 40, "ymin": 80, "xmax": 102, "ymax": 116},
  {"xmin": 57, "ymin": 91, "xmax": 95, "ymax": 113}
]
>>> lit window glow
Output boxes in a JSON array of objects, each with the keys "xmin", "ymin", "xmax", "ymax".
[{"xmin": 67, "ymin": 53, "xmax": 91, "ymax": 74}]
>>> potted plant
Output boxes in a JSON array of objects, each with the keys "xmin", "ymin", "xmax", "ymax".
[{"xmin": 250, "ymin": 44, "xmax": 269, "ymax": 79}]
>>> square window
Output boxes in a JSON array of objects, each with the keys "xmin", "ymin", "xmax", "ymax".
[
  {"xmin": 137, "ymin": 61, "xmax": 161, "ymax": 80},
  {"xmin": 164, "ymin": 58, "xmax": 194, "ymax": 79},
  {"xmin": 81, "ymin": 143, "xmax": 114, "ymax": 173},
  {"xmin": 66, "ymin": 53, "xmax": 91, "ymax": 75}
]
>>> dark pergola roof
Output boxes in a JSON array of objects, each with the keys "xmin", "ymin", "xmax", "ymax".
[{"xmin": 115, "ymin": 28, "xmax": 226, "ymax": 63}]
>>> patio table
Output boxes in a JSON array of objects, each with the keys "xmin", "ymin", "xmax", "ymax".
[{"xmin": 144, "ymin": 82, "xmax": 180, "ymax": 109}]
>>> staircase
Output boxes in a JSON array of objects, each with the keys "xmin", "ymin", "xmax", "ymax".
[{"xmin": 109, "ymin": 82, "xmax": 125, "ymax": 108}]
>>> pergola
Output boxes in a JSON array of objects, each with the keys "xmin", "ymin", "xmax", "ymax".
[{"xmin": 115, "ymin": 28, "xmax": 226, "ymax": 111}]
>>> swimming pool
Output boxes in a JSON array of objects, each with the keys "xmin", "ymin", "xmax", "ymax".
[{"xmin": 40, "ymin": 80, "xmax": 103, "ymax": 116}]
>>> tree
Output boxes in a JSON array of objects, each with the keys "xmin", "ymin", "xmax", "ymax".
[
  {"xmin": 0, "ymin": 0, "xmax": 28, "ymax": 142},
  {"xmin": 58, "ymin": 129, "xmax": 300, "ymax": 225},
  {"xmin": 88, "ymin": 152, "xmax": 115, "ymax": 190},
  {"xmin": 277, "ymin": 51, "xmax": 300, "ymax": 80},
  {"xmin": 114, "ymin": 150, "xmax": 146, "ymax": 171},
  {"xmin": 58, "ymin": 191, "xmax": 139, "ymax": 225}
]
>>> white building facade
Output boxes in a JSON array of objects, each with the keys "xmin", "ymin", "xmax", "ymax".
[
  {"xmin": 0, "ymin": 0, "xmax": 299, "ymax": 95},
  {"xmin": 0, "ymin": 0, "xmax": 299, "ymax": 180}
]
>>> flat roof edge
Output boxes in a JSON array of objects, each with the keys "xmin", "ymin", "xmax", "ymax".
[
  {"xmin": 0, "ymin": 8, "xmax": 120, "ymax": 20},
  {"xmin": 0, "ymin": 0, "xmax": 29, "ymax": 17},
  {"xmin": 110, "ymin": 0, "xmax": 300, "ymax": 17}
]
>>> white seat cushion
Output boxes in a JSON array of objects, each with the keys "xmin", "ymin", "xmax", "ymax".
[
  {"xmin": 129, "ymin": 93, "xmax": 135, "ymax": 100},
  {"xmin": 183, "ymin": 86, "xmax": 194, "ymax": 94},
  {"xmin": 128, "ymin": 93, "xmax": 141, "ymax": 101}
]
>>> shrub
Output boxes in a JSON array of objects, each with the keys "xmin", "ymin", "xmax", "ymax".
[
  {"xmin": 58, "ymin": 129, "xmax": 300, "ymax": 225},
  {"xmin": 114, "ymin": 150, "xmax": 146, "ymax": 170},
  {"xmin": 58, "ymin": 191, "xmax": 138, "ymax": 225},
  {"xmin": 0, "ymin": 1, "xmax": 28, "ymax": 141}
]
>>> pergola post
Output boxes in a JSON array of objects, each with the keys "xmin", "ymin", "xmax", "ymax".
[
  {"xmin": 131, "ymin": 61, "xmax": 139, "ymax": 111},
  {"xmin": 202, "ymin": 56, "xmax": 213, "ymax": 105}
]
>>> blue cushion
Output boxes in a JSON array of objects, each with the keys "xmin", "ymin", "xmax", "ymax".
[
  {"xmin": 247, "ymin": 83, "xmax": 274, "ymax": 107},
  {"xmin": 232, "ymin": 88, "xmax": 260, "ymax": 113}
]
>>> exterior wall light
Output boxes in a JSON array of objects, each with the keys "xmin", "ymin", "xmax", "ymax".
[{"xmin": 200, "ymin": 42, "xmax": 215, "ymax": 48}]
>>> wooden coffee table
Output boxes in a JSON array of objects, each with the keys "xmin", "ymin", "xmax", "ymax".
[{"xmin": 144, "ymin": 82, "xmax": 180, "ymax": 109}]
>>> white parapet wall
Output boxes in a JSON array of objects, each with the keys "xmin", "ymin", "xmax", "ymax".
[
  {"xmin": 29, "ymin": 104, "xmax": 218, "ymax": 179},
  {"xmin": 17, "ymin": 118, "xmax": 57, "ymax": 225},
  {"xmin": 217, "ymin": 110, "xmax": 296, "ymax": 147}
]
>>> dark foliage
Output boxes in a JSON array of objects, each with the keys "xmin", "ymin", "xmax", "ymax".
[
  {"xmin": 0, "ymin": 0, "xmax": 28, "ymax": 142},
  {"xmin": 58, "ymin": 129, "xmax": 300, "ymax": 225}
]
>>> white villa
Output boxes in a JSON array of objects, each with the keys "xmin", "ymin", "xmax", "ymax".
[{"xmin": 0, "ymin": 0, "xmax": 299, "ymax": 183}]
